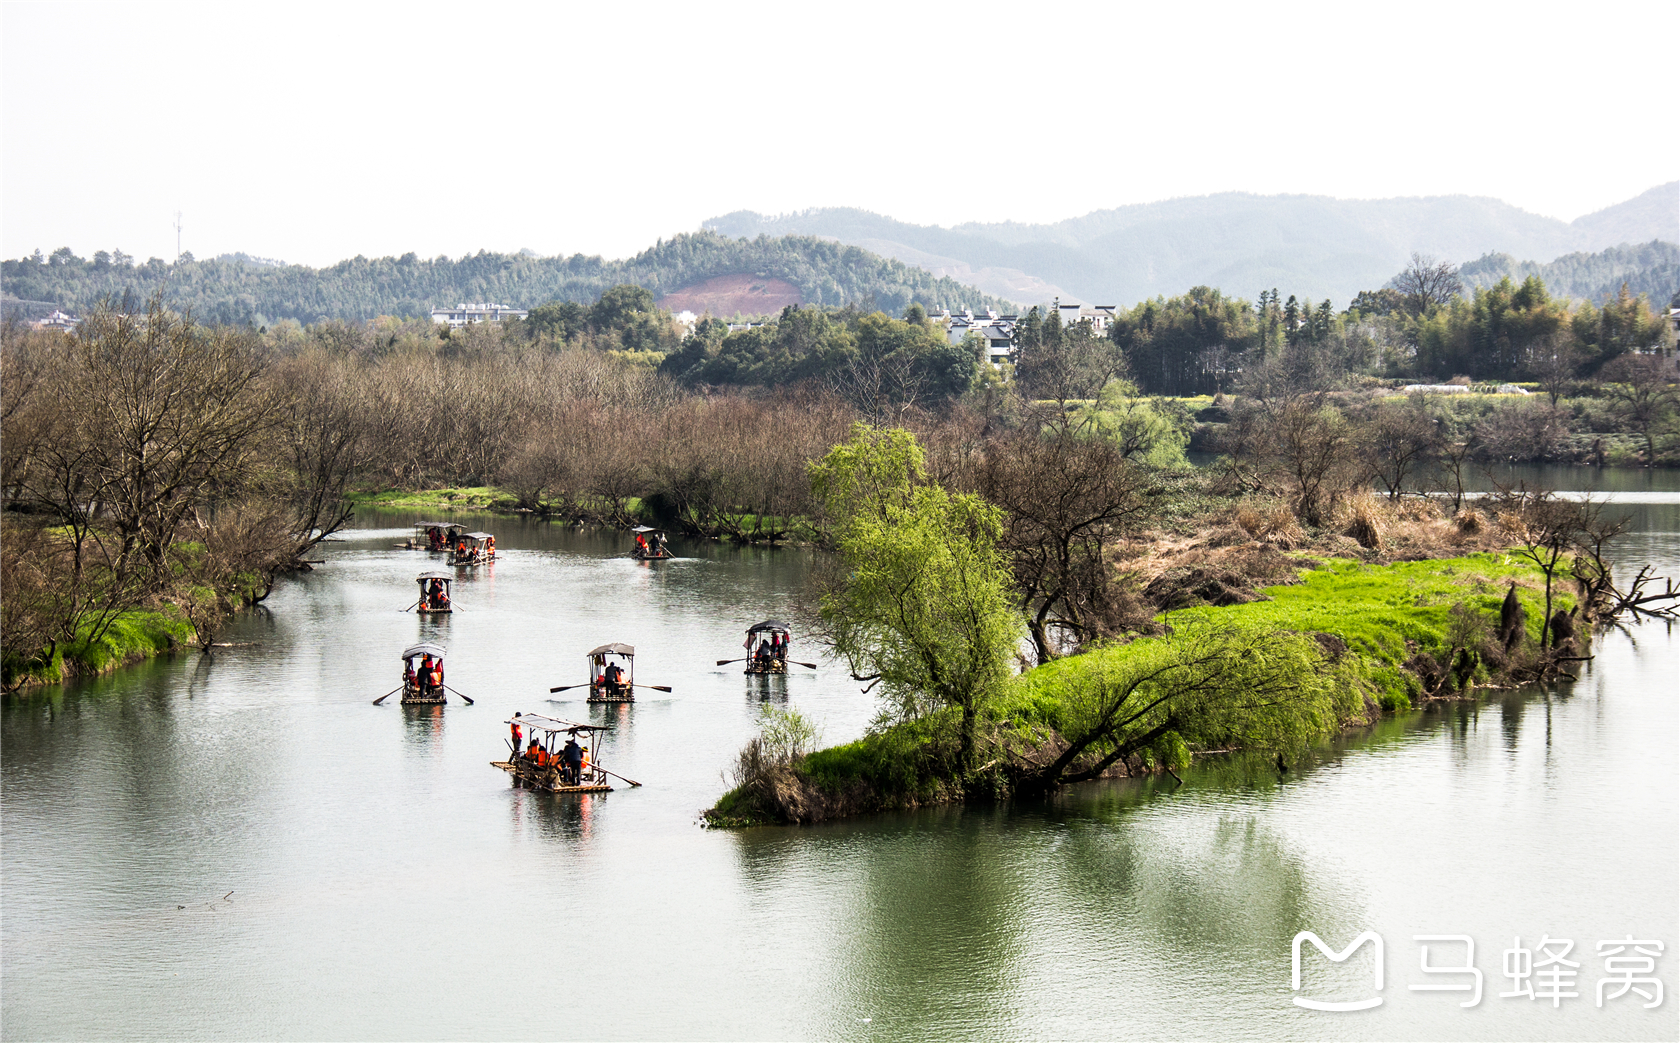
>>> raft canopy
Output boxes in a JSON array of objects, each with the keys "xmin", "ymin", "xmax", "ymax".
[
  {"xmin": 507, "ymin": 712, "xmax": 606, "ymax": 735},
  {"xmin": 631, "ymin": 525, "xmax": 661, "ymax": 534},
  {"xmin": 402, "ymin": 642, "xmax": 447, "ymax": 661},
  {"xmin": 463, "ymin": 532, "xmax": 493, "ymax": 541},
  {"xmin": 747, "ymin": 620, "xmax": 790, "ymax": 635},
  {"xmin": 587, "ymin": 642, "xmax": 634, "ymax": 657},
  {"xmin": 416, "ymin": 522, "xmax": 451, "ymax": 530},
  {"xmin": 416, "ymin": 570, "xmax": 452, "ymax": 581}
]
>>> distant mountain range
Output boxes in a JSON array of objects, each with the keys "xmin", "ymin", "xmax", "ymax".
[
  {"xmin": 707, "ymin": 183, "xmax": 1679, "ymax": 308},
  {"xmin": 6, "ymin": 187, "xmax": 1673, "ymax": 328},
  {"xmin": 0, "ymin": 231, "xmax": 1012, "ymax": 327},
  {"xmin": 1459, "ymin": 241, "xmax": 1678, "ymax": 305}
]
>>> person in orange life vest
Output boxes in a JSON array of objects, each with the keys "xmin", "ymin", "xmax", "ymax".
[
  {"xmin": 526, "ymin": 738, "xmax": 541, "ymax": 762},
  {"xmin": 404, "ymin": 660, "xmax": 417, "ymax": 691},
  {"xmin": 485, "ymin": 534, "xmax": 495, "ymax": 558},
  {"xmin": 580, "ymin": 746, "xmax": 590, "ymax": 777},
  {"xmin": 635, "ymin": 532, "xmax": 647, "ymax": 556},
  {"xmin": 456, "ymin": 539, "xmax": 468, "ymax": 561},
  {"xmin": 511, "ymin": 718, "xmax": 523, "ymax": 758},
  {"xmin": 429, "ymin": 660, "xmax": 444, "ymax": 695}
]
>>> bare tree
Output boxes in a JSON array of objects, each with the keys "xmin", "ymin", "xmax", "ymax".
[
  {"xmin": 1393, "ymin": 253, "xmax": 1463, "ymax": 315},
  {"xmin": 972, "ymin": 429, "xmax": 1153, "ymax": 663},
  {"xmin": 1532, "ymin": 332, "xmax": 1584, "ymax": 406},
  {"xmin": 1600, "ymin": 353, "xmax": 1678, "ymax": 462},
  {"xmin": 67, "ymin": 297, "xmax": 274, "ymax": 569},
  {"xmin": 266, "ymin": 349, "xmax": 364, "ymax": 561},
  {"xmin": 1222, "ymin": 398, "xmax": 1366, "ymax": 526},
  {"xmin": 1362, "ymin": 394, "xmax": 1441, "ymax": 499}
]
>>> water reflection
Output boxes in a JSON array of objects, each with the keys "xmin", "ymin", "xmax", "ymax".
[
  {"xmin": 1497, "ymin": 689, "xmax": 1527, "ymax": 752},
  {"xmin": 745, "ymin": 674, "xmax": 789, "ymax": 703},
  {"xmin": 509, "ymin": 786, "xmax": 604, "ymax": 844},
  {"xmin": 4, "ymin": 487, "xmax": 1676, "ymax": 1042},
  {"xmin": 401, "ymin": 703, "xmax": 446, "ymax": 747}
]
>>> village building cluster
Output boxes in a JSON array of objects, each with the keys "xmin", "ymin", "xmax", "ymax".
[
  {"xmin": 429, "ymin": 302, "xmax": 529, "ymax": 327},
  {"xmin": 931, "ymin": 299, "xmax": 1120, "ymax": 372}
]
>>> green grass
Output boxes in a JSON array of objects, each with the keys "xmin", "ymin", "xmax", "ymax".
[
  {"xmin": 1039, "ymin": 552, "xmax": 1564, "ymax": 718},
  {"xmin": 1166, "ymin": 552, "xmax": 1563, "ymax": 662},
  {"xmin": 7, "ymin": 605, "xmax": 196, "ymax": 687},
  {"xmin": 349, "ymin": 486, "xmax": 519, "ymax": 511}
]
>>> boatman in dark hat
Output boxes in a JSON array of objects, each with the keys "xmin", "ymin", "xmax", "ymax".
[{"xmin": 561, "ymin": 736, "xmax": 583, "ymax": 784}]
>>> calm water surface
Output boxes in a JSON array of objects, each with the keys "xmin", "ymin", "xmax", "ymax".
[{"xmin": 4, "ymin": 468, "xmax": 1677, "ymax": 1041}]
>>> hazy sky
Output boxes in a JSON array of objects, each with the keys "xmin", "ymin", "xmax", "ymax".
[{"xmin": 3, "ymin": 0, "xmax": 1675, "ymax": 267}]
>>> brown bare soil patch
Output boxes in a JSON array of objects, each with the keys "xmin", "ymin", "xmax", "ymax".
[
  {"xmin": 659, "ymin": 273, "xmax": 801, "ymax": 318},
  {"xmin": 1113, "ymin": 496, "xmax": 1524, "ymax": 611}
]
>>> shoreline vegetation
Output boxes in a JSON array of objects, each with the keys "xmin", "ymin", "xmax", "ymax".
[
  {"xmin": 704, "ymin": 553, "xmax": 1568, "ymax": 828},
  {"xmin": 701, "ymin": 423, "xmax": 1676, "ymax": 828},
  {"xmin": 5, "ymin": 277, "xmax": 1676, "ymax": 731}
]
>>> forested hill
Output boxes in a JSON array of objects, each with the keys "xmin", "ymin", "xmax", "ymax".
[
  {"xmin": 0, "ymin": 231, "xmax": 1011, "ymax": 326},
  {"xmin": 708, "ymin": 183, "xmax": 1679, "ymax": 309},
  {"xmin": 1457, "ymin": 241, "xmax": 1679, "ymax": 306}
]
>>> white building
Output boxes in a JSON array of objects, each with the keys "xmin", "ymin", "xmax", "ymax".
[
  {"xmin": 33, "ymin": 309, "xmax": 78, "ymax": 332},
  {"xmin": 430, "ymin": 302, "xmax": 528, "ymax": 327},
  {"xmin": 1056, "ymin": 300, "xmax": 1120, "ymax": 335},
  {"xmin": 935, "ymin": 308, "xmax": 1018, "ymax": 370}
]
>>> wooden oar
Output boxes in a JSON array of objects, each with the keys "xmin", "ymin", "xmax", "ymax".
[
  {"xmin": 633, "ymin": 684, "xmax": 673, "ymax": 693},
  {"xmin": 594, "ymin": 764, "xmax": 643, "ymax": 787},
  {"xmin": 721, "ymin": 656, "xmax": 818, "ymax": 669},
  {"xmin": 401, "ymin": 600, "xmax": 419, "ymax": 613},
  {"xmin": 372, "ymin": 686, "xmax": 402, "ymax": 705},
  {"xmin": 548, "ymin": 683, "xmax": 586, "ymax": 693},
  {"xmin": 444, "ymin": 684, "xmax": 474, "ymax": 705}
]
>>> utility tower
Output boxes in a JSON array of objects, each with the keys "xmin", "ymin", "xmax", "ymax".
[{"xmin": 174, "ymin": 211, "xmax": 183, "ymax": 260}]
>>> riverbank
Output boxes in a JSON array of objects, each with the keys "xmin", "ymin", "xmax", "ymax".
[
  {"xmin": 349, "ymin": 487, "xmax": 521, "ymax": 512},
  {"xmin": 4, "ymin": 605, "xmax": 196, "ymax": 689},
  {"xmin": 2, "ymin": 540, "xmax": 277, "ymax": 691},
  {"xmin": 351, "ymin": 487, "xmax": 812, "ymax": 545},
  {"xmin": 703, "ymin": 551, "xmax": 1573, "ymax": 827}
]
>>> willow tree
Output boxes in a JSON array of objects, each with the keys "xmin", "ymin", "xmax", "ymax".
[
  {"xmin": 811, "ymin": 424, "xmax": 1020, "ymax": 769},
  {"xmin": 1016, "ymin": 620, "xmax": 1345, "ymax": 795}
]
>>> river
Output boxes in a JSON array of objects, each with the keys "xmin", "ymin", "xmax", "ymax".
[{"xmin": 4, "ymin": 467, "xmax": 1676, "ymax": 1041}]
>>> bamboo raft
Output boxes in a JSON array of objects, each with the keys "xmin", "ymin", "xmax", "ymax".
[
  {"xmin": 448, "ymin": 531, "xmax": 497, "ymax": 566},
  {"xmin": 586, "ymin": 643, "xmax": 637, "ymax": 704},
  {"xmin": 401, "ymin": 682, "xmax": 447, "ymax": 705},
  {"xmin": 415, "ymin": 570, "xmax": 454, "ymax": 614},
  {"xmin": 629, "ymin": 525, "xmax": 672, "ymax": 560},
  {"xmin": 495, "ymin": 713, "xmax": 619, "ymax": 794},
  {"xmin": 490, "ymin": 760, "xmax": 612, "ymax": 793}
]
